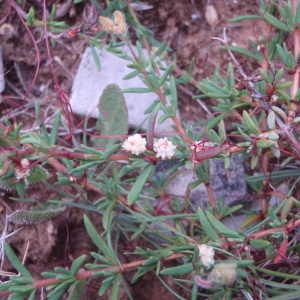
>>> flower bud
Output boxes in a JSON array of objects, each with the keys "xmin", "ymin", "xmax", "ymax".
[{"xmin": 208, "ymin": 263, "xmax": 237, "ymax": 286}]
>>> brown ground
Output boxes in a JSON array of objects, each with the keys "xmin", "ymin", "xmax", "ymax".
[{"xmin": 0, "ymin": 1, "xmax": 259, "ymax": 299}]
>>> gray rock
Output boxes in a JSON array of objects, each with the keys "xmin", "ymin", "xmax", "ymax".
[
  {"xmin": 0, "ymin": 46, "xmax": 5, "ymax": 93},
  {"xmin": 159, "ymin": 155, "xmax": 248, "ymax": 209},
  {"xmin": 71, "ymin": 46, "xmax": 177, "ymax": 134}
]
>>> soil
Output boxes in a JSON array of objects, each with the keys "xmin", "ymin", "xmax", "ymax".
[{"xmin": 0, "ymin": 1, "xmax": 259, "ymax": 299}]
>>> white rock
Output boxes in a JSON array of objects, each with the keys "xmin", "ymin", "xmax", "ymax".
[
  {"xmin": 0, "ymin": 46, "xmax": 5, "ymax": 93},
  {"xmin": 71, "ymin": 46, "xmax": 177, "ymax": 134}
]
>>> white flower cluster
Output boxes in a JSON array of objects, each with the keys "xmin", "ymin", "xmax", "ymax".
[
  {"xmin": 153, "ymin": 137, "xmax": 176, "ymax": 160},
  {"xmin": 122, "ymin": 135, "xmax": 176, "ymax": 159},
  {"xmin": 15, "ymin": 158, "xmax": 31, "ymax": 181},
  {"xmin": 122, "ymin": 134, "xmax": 147, "ymax": 155},
  {"xmin": 198, "ymin": 244, "xmax": 215, "ymax": 268}
]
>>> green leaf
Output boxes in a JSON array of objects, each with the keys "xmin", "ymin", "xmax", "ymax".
[
  {"xmin": 123, "ymin": 69, "xmax": 140, "ymax": 80},
  {"xmin": 93, "ymin": 84, "xmax": 128, "ymax": 148},
  {"xmin": 169, "ymin": 76, "xmax": 178, "ymax": 109},
  {"xmin": 9, "ymin": 285, "xmax": 35, "ymax": 294},
  {"xmin": 54, "ymin": 267, "xmax": 72, "ymax": 274},
  {"xmin": 66, "ymin": 280, "xmax": 86, "ymax": 300},
  {"xmin": 160, "ymin": 263, "xmax": 194, "ymax": 275},
  {"xmin": 131, "ymin": 263, "xmax": 157, "ymax": 283},
  {"xmin": 56, "ymin": 274, "xmax": 73, "ymax": 281},
  {"xmin": 28, "ymin": 290, "xmax": 36, "ymax": 300},
  {"xmin": 50, "ymin": 5, "xmax": 57, "ymax": 21},
  {"xmin": 158, "ymin": 64, "xmax": 174, "ymax": 87},
  {"xmin": 251, "ymin": 154, "xmax": 259, "ymax": 169},
  {"xmin": 35, "ymin": 102, "xmax": 50, "ymax": 145},
  {"xmin": 154, "ymin": 41, "xmax": 167, "ymax": 57},
  {"xmin": 207, "ymin": 129, "xmax": 221, "ymax": 144},
  {"xmin": 83, "ymin": 214, "xmax": 117, "ymax": 264},
  {"xmin": 101, "ymin": 144, "xmax": 120, "ymax": 160},
  {"xmin": 70, "ymin": 255, "xmax": 86, "ymax": 276},
  {"xmin": 110, "ymin": 275, "xmax": 120, "ymax": 300},
  {"xmin": 243, "ymin": 110, "xmax": 260, "ymax": 135},
  {"xmin": 102, "ymin": 200, "xmax": 116, "ymax": 230},
  {"xmin": 271, "ymin": 105, "xmax": 287, "ymax": 120},
  {"xmin": 276, "ymin": 81, "xmax": 292, "ymax": 89},
  {"xmin": 41, "ymin": 272, "xmax": 60, "ymax": 278},
  {"xmin": 130, "ymin": 224, "xmax": 147, "ymax": 240},
  {"xmin": 218, "ymin": 119, "xmax": 226, "ymax": 142},
  {"xmin": 8, "ymin": 206, "xmax": 66, "ymax": 225},
  {"xmin": 267, "ymin": 111, "xmax": 276, "ymax": 130},
  {"xmin": 10, "ymin": 276, "xmax": 34, "ymax": 284},
  {"xmin": 281, "ymin": 196, "xmax": 294, "ymax": 220},
  {"xmin": 237, "ymin": 127, "xmax": 253, "ymax": 142},
  {"xmin": 50, "ymin": 111, "xmax": 61, "ymax": 145},
  {"xmin": 250, "ymin": 238, "xmax": 270, "ymax": 249},
  {"xmin": 230, "ymin": 14, "xmax": 260, "ymax": 22},
  {"xmin": 256, "ymin": 139, "xmax": 275, "ymax": 148},
  {"xmin": 274, "ymin": 68, "xmax": 284, "ymax": 84},
  {"xmin": 16, "ymin": 181, "xmax": 25, "ymax": 198},
  {"xmin": 206, "ymin": 211, "xmax": 243, "ymax": 238},
  {"xmin": 48, "ymin": 279, "xmax": 75, "ymax": 299},
  {"xmin": 122, "ymin": 87, "xmax": 152, "ymax": 93},
  {"xmin": 259, "ymin": 69, "xmax": 271, "ymax": 84},
  {"xmin": 99, "ymin": 276, "xmax": 115, "ymax": 296},
  {"xmin": 263, "ymin": 12, "xmax": 291, "ymax": 32},
  {"xmin": 4, "ymin": 243, "xmax": 32, "ymax": 278},
  {"xmin": 26, "ymin": 165, "xmax": 49, "ymax": 185},
  {"xmin": 205, "ymin": 114, "xmax": 226, "ymax": 131},
  {"xmin": 226, "ymin": 45, "xmax": 258, "ymax": 60},
  {"xmin": 197, "ymin": 208, "xmax": 221, "ymax": 243},
  {"xmin": 146, "ymin": 102, "xmax": 161, "ymax": 147},
  {"xmin": 127, "ymin": 163, "xmax": 154, "ymax": 205},
  {"xmin": 90, "ymin": 44, "xmax": 101, "ymax": 71},
  {"xmin": 136, "ymin": 41, "xmax": 145, "ymax": 63}
]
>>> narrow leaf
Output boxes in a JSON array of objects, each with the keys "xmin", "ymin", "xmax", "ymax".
[
  {"xmin": 197, "ymin": 208, "xmax": 221, "ymax": 243},
  {"xmin": 158, "ymin": 64, "xmax": 174, "ymax": 87},
  {"xmin": 70, "ymin": 255, "xmax": 86, "ymax": 276},
  {"xmin": 66, "ymin": 280, "xmax": 86, "ymax": 300},
  {"xmin": 250, "ymin": 238, "xmax": 270, "ymax": 249},
  {"xmin": 99, "ymin": 276, "xmax": 115, "ymax": 296},
  {"xmin": 263, "ymin": 12, "xmax": 291, "ymax": 32},
  {"xmin": 243, "ymin": 110, "xmax": 260, "ymax": 135},
  {"xmin": 50, "ymin": 111, "xmax": 62, "ymax": 145},
  {"xmin": 8, "ymin": 206, "xmax": 66, "ymax": 225},
  {"xmin": 83, "ymin": 214, "xmax": 116, "ymax": 263},
  {"xmin": 206, "ymin": 211, "xmax": 243, "ymax": 238},
  {"xmin": 122, "ymin": 87, "xmax": 152, "ymax": 93},
  {"xmin": 110, "ymin": 276, "xmax": 120, "ymax": 300},
  {"xmin": 127, "ymin": 163, "xmax": 153, "ymax": 205},
  {"xmin": 4, "ymin": 243, "xmax": 32, "ymax": 278},
  {"xmin": 160, "ymin": 263, "xmax": 194, "ymax": 275}
]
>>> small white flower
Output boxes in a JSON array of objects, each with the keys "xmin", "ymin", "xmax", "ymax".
[
  {"xmin": 153, "ymin": 137, "xmax": 176, "ymax": 160},
  {"xmin": 122, "ymin": 134, "xmax": 147, "ymax": 155},
  {"xmin": 198, "ymin": 244, "xmax": 215, "ymax": 268},
  {"xmin": 15, "ymin": 159, "xmax": 30, "ymax": 181}
]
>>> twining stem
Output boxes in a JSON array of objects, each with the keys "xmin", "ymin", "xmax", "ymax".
[
  {"xmin": 291, "ymin": 0, "xmax": 300, "ymax": 101},
  {"xmin": 204, "ymin": 183, "xmax": 219, "ymax": 219},
  {"xmin": 125, "ymin": 35, "xmax": 191, "ymax": 144},
  {"xmin": 7, "ymin": 0, "xmax": 40, "ymax": 102},
  {"xmin": 0, "ymin": 253, "xmax": 185, "ymax": 298},
  {"xmin": 251, "ymin": 218, "xmax": 300, "ymax": 239}
]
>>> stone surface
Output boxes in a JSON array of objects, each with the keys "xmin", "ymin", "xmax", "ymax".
[
  {"xmin": 71, "ymin": 46, "xmax": 177, "ymax": 134},
  {"xmin": 0, "ymin": 46, "xmax": 5, "ymax": 93},
  {"xmin": 159, "ymin": 154, "xmax": 248, "ymax": 209}
]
